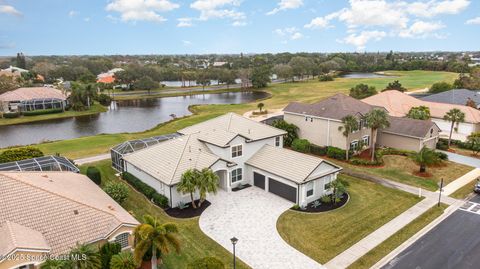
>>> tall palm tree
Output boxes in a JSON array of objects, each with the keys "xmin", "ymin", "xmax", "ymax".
[
  {"xmin": 443, "ymin": 108, "xmax": 466, "ymax": 147},
  {"xmin": 197, "ymin": 168, "xmax": 219, "ymax": 207},
  {"xmin": 411, "ymin": 146, "xmax": 441, "ymax": 173},
  {"xmin": 110, "ymin": 251, "xmax": 138, "ymax": 269},
  {"xmin": 365, "ymin": 109, "xmax": 390, "ymax": 161},
  {"xmin": 69, "ymin": 243, "xmax": 101, "ymax": 269},
  {"xmin": 40, "ymin": 259, "xmax": 67, "ymax": 269},
  {"xmin": 134, "ymin": 215, "xmax": 180, "ymax": 269},
  {"xmin": 177, "ymin": 169, "xmax": 200, "ymax": 208},
  {"xmin": 338, "ymin": 115, "xmax": 359, "ymax": 160}
]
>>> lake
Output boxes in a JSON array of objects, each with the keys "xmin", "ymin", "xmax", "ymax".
[
  {"xmin": 0, "ymin": 91, "xmax": 269, "ymax": 148},
  {"xmin": 340, "ymin": 72, "xmax": 390, "ymax": 78}
]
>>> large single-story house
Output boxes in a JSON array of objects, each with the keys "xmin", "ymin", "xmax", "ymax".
[
  {"xmin": 283, "ymin": 94, "xmax": 440, "ymax": 152},
  {"xmin": 362, "ymin": 90, "xmax": 480, "ymax": 141},
  {"xmin": 122, "ymin": 113, "xmax": 342, "ymax": 208},
  {"xmin": 0, "ymin": 172, "xmax": 139, "ymax": 269},
  {"xmin": 0, "ymin": 87, "xmax": 68, "ymax": 113},
  {"xmin": 97, "ymin": 68, "xmax": 125, "ymax": 84},
  {"xmin": 419, "ymin": 89, "xmax": 480, "ymax": 108}
]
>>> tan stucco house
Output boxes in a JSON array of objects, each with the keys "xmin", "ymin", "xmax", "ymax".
[
  {"xmin": 121, "ymin": 113, "xmax": 342, "ymax": 208},
  {"xmin": 283, "ymin": 94, "xmax": 440, "ymax": 152},
  {"xmin": 0, "ymin": 172, "xmax": 139, "ymax": 269}
]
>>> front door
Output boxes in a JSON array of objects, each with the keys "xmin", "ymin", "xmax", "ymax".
[{"xmin": 254, "ymin": 172, "xmax": 265, "ymax": 189}]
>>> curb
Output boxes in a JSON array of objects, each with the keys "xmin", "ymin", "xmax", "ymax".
[{"xmin": 371, "ymin": 200, "xmax": 463, "ymax": 269}]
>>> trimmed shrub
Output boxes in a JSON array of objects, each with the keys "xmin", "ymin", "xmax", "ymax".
[
  {"xmin": 99, "ymin": 242, "xmax": 121, "ymax": 269},
  {"xmin": 104, "ymin": 182, "xmax": 129, "ymax": 204},
  {"xmin": 310, "ymin": 144, "xmax": 327, "ymax": 156},
  {"xmin": 349, "ymin": 158, "xmax": 383, "ymax": 166},
  {"xmin": 86, "ymin": 166, "xmax": 102, "ymax": 185},
  {"xmin": 97, "ymin": 94, "xmax": 112, "ymax": 106},
  {"xmin": 292, "ymin": 138, "xmax": 311, "ymax": 153},
  {"xmin": 23, "ymin": 108, "xmax": 63, "ymax": 116},
  {"xmin": 319, "ymin": 75, "xmax": 334, "ymax": 81},
  {"xmin": 320, "ymin": 195, "xmax": 331, "ymax": 203},
  {"xmin": 436, "ymin": 151, "xmax": 449, "ymax": 160},
  {"xmin": 2, "ymin": 112, "xmax": 20, "ymax": 118},
  {"xmin": 326, "ymin": 146, "xmax": 347, "ymax": 160},
  {"xmin": 379, "ymin": 148, "xmax": 414, "ymax": 157},
  {"xmin": 188, "ymin": 257, "xmax": 225, "ymax": 269},
  {"xmin": 0, "ymin": 147, "xmax": 44, "ymax": 163},
  {"xmin": 122, "ymin": 172, "xmax": 169, "ymax": 208},
  {"xmin": 436, "ymin": 140, "xmax": 449, "ymax": 150}
]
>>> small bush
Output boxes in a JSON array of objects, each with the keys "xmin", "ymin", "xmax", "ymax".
[
  {"xmin": 97, "ymin": 93, "xmax": 112, "ymax": 106},
  {"xmin": 188, "ymin": 257, "xmax": 225, "ymax": 269},
  {"xmin": 349, "ymin": 158, "xmax": 383, "ymax": 166},
  {"xmin": 104, "ymin": 182, "xmax": 129, "ymax": 204},
  {"xmin": 310, "ymin": 144, "xmax": 327, "ymax": 156},
  {"xmin": 99, "ymin": 242, "xmax": 121, "ymax": 269},
  {"xmin": 436, "ymin": 140, "xmax": 449, "ymax": 150},
  {"xmin": 0, "ymin": 147, "xmax": 44, "ymax": 163},
  {"xmin": 292, "ymin": 138, "xmax": 311, "ymax": 153},
  {"xmin": 436, "ymin": 151, "xmax": 449, "ymax": 160},
  {"xmin": 86, "ymin": 166, "xmax": 102, "ymax": 185},
  {"xmin": 379, "ymin": 148, "xmax": 414, "ymax": 156},
  {"xmin": 319, "ymin": 75, "xmax": 334, "ymax": 81},
  {"xmin": 2, "ymin": 112, "xmax": 20, "ymax": 118},
  {"xmin": 326, "ymin": 146, "xmax": 347, "ymax": 160},
  {"xmin": 320, "ymin": 195, "xmax": 331, "ymax": 203},
  {"xmin": 122, "ymin": 172, "xmax": 169, "ymax": 208}
]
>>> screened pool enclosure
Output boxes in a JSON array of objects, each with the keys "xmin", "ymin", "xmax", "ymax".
[
  {"xmin": 20, "ymin": 98, "xmax": 66, "ymax": 111},
  {"xmin": 111, "ymin": 133, "xmax": 181, "ymax": 171},
  {"xmin": 0, "ymin": 155, "xmax": 79, "ymax": 172}
]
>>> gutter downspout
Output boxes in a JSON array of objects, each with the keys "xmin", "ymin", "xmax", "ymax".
[
  {"xmin": 327, "ymin": 119, "xmax": 331, "ymax": 146},
  {"xmin": 169, "ymin": 186, "xmax": 173, "ymax": 208}
]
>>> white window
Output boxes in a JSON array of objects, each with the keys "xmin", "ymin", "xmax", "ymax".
[
  {"xmin": 231, "ymin": 168, "xmax": 242, "ymax": 183},
  {"xmin": 231, "ymin": 145, "xmax": 243, "ymax": 158},
  {"xmin": 114, "ymin": 233, "xmax": 130, "ymax": 249},
  {"xmin": 275, "ymin": 136, "xmax": 281, "ymax": 147},
  {"xmin": 350, "ymin": 140, "xmax": 358, "ymax": 150},
  {"xmin": 362, "ymin": 135, "xmax": 370, "ymax": 147},
  {"xmin": 306, "ymin": 181, "xmax": 314, "ymax": 197}
]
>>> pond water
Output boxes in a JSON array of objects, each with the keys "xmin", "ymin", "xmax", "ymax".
[
  {"xmin": 340, "ymin": 72, "xmax": 390, "ymax": 79},
  {"xmin": 0, "ymin": 91, "xmax": 269, "ymax": 148}
]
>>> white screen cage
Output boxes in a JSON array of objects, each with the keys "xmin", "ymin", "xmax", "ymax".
[{"xmin": 0, "ymin": 155, "xmax": 79, "ymax": 172}]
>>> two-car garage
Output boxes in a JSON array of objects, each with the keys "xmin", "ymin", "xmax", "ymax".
[{"xmin": 253, "ymin": 171, "xmax": 297, "ymax": 203}]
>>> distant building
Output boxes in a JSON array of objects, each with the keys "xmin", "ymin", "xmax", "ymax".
[
  {"xmin": 96, "ymin": 68, "xmax": 124, "ymax": 84},
  {"xmin": 0, "ymin": 66, "xmax": 29, "ymax": 78},
  {"xmin": 420, "ymin": 89, "xmax": 480, "ymax": 108},
  {"xmin": 213, "ymin": 61, "xmax": 228, "ymax": 67},
  {"xmin": 0, "ymin": 87, "xmax": 68, "ymax": 113}
]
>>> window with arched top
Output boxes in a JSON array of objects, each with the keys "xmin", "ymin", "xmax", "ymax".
[{"xmin": 114, "ymin": 233, "xmax": 130, "ymax": 249}]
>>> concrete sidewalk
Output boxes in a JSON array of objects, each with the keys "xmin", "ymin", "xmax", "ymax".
[
  {"xmin": 74, "ymin": 153, "xmax": 110, "ymax": 165},
  {"xmin": 441, "ymin": 168, "xmax": 480, "ymax": 196}
]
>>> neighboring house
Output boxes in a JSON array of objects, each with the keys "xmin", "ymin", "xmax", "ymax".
[
  {"xmin": 212, "ymin": 61, "xmax": 228, "ymax": 67},
  {"xmin": 419, "ymin": 89, "xmax": 480, "ymax": 108},
  {"xmin": 283, "ymin": 94, "xmax": 440, "ymax": 152},
  {"xmin": 363, "ymin": 90, "xmax": 480, "ymax": 141},
  {"xmin": 97, "ymin": 68, "xmax": 125, "ymax": 84},
  {"xmin": 121, "ymin": 113, "xmax": 342, "ymax": 208},
  {"xmin": 0, "ymin": 87, "xmax": 68, "ymax": 113},
  {"xmin": 0, "ymin": 66, "xmax": 29, "ymax": 78},
  {"xmin": 0, "ymin": 172, "xmax": 139, "ymax": 269}
]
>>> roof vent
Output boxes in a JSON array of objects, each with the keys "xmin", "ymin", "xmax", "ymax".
[
  {"xmin": 73, "ymin": 210, "xmax": 79, "ymax": 215},
  {"xmin": 108, "ymin": 205, "xmax": 115, "ymax": 211},
  {"xmin": 248, "ymin": 129, "xmax": 251, "ymax": 134}
]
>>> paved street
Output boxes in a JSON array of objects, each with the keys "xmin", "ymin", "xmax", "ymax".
[
  {"xmin": 382, "ymin": 195, "xmax": 480, "ymax": 269},
  {"xmin": 439, "ymin": 150, "xmax": 480, "ymax": 168}
]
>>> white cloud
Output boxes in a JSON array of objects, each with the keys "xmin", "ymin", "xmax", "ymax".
[
  {"xmin": 0, "ymin": 5, "xmax": 22, "ymax": 16},
  {"xmin": 106, "ymin": 0, "xmax": 179, "ymax": 23},
  {"xmin": 177, "ymin": 17, "xmax": 193, "ymax": 27},
  {"xmin": 267, "ymin": 0, "xmax": 303, "ymax": 15},
  {"xmin": 232, "ymin": 20, "xmax": 247, "ymax": 26},
  {"xmin": 341, "ymin": 30, "xmax": 386, "ymax": 50},
  {"xmin": 466, "ymin": 17, "xmax": 480, "ymax": 25},
  {"xmin": 407, "ymin": 0, "xmax": 470, "ymax": 18},
  {"xmin": 304, "ymin": 13, "xmax": 338, "ymax": 29},
  {"xmin": 182, "ymin": 40, "xmax": 192, "ymax": 46},
  {"xmin": 84, "ymin": 17, "xmax": 91, "ymax": 22},
  {"xmin": 190, "ymin": 0, "xmax": 246, "ymax": 26},
  {"xmin": 68, "ymin": 10, "xmax": 78, "ymax": 17},
  {"xmin": 335, "ymin": 0, "xmax": 408, "ymax": 29},
  {"xmin": 274, "ymin": 27, "xmax": 303, "ymax": 41},
  {"xmin": 399, "ymin": 21, "xmax": 445, "ymax": 38}
]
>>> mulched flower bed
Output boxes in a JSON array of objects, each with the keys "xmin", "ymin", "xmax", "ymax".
[
  {"xmin": 165, "ymin": 200, "xmax": 211, "ymax": 218},
  {"xmin": 291, "ymin": 193, "xmax": 350, "ymax": 213},
  {"xmin": 232, "ymin": 184, "xmax": 252, "ymax": 192}
]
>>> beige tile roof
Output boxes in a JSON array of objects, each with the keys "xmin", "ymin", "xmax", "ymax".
[
  {"xmin": 0, "ymin": 87, "xmax": 67, "ymax": 102},
  {"xmin": 0, "ymin": 221, "xmax": 50, "ymax": 257},
  {"xmin": 246, "ymin": 145, "xmax": 341, "ymax": 183},
  {"xmin": 178, "ymin": 113, "xmax": 286, "ymax": 145},
  {"xmin": 123, "ymin": 133, "xmax": 223, "ymax": 185},
  {"xmin": 197, "ymin": 129, "xmax": 240, "ymax": 147},
  {"xmin": 362, "ymin": 90, "xmax": 480, "ymax": 124},
  {"xmin": 0, "ymin": 172, "xmax": 139, "ymax": 256}
]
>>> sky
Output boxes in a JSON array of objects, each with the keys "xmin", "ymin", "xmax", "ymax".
[{"xmin": 0, "ymin": 0, "xmax": 479, "ymax": 56}]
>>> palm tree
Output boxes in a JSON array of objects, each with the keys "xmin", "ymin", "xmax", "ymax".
[
  {"xmin": 411, "ymin": 147, "xmax": 441, "ymax": 173},
  {"xmin": 110, "ymin": 251, "xmax": 138, "ymax": 269},
  {"xmin": 443, "ymin": 108, "xmax": 466, "ymax": 147},
  {"xmin": 338, "ymin": 115, "xmax": 359, "ymax": 160},
  {"xmin": 134, "ymin": 215, "xmax": 180, "ymax": 269},
  {"xmin": 40, "ymin": 259, "xmax": 68, "ymax": 269},
  {"xmin": 257, "ymin": 102, "xmax": 265, "ymax": 112},
  {"xmin": 197, "ymin": 168, "xmax": 219, "ymax": 207},
  {"xmin": 69, "ymin": 243, "xmax": 101, "ymax": 269},
  {"xmin": 177, "ymin": 169, "xmax": 200, "ymax": 208},
  {"xmin": 365, "ymin": 109, "xmax": 390, "ymax": 161}
]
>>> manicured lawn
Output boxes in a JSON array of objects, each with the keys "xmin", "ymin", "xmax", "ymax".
[
  {"xmin": 2, "ymin": 71, "xmax": 457, "ymax": 159},
  {"xmin": 334, "ymin": 155, "xmax": 474, "ymax": 191},
  {"xmin": 450, "ymin": 179, "xmax": 476, "ymax": 199},
  {"xmin": 276, "ymin": 174, "xmax": 421, "ymax": 264},
  {"xmin": 79, "ymin": 160, "xmax": 250, "ymax": 269},
  {"xmin": 0, "ymin": 103, "xmax": 107, "ymax": 126},
  {"xmin": 348, "ymin": 204, "xmax": 448, "ymax": 269}
]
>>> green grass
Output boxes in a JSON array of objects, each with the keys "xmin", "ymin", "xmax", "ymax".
[
  {"xmin": 276, "ymin": 174, "xmax": 421, "ymax": 264},
  {"xmin": 0, "ymin": 103, "xmax": 107, "ymax": 126},
  {"xmin": 1, "ymin": 71, "xmax": 458, "ymax": 158},
  {"xmin": 450, "ymin": 179, "xmax": 476, "ymax": 199},
  {"xmin": 79, "ymin": 160, "xmax": 250, "ymax": 269},
  {"xmin": 333, "ymin": 155, "xmax": 473, "ymax": 191},
  {"xmin": 348, "ymin": 204, "xmax": 448, "ymax": 269}
]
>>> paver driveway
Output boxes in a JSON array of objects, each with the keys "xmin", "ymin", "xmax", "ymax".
[{"xmin": 199, "ymin": 187, "xmax": 324, "ymax": 269}]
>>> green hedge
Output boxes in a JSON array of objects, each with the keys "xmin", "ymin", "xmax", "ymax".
[
  {"xmin": 2, "ymin": 112, "xmax": 20, "ymax": 118},
  {"xmin": 0, "ymin": 147, "xmax": 44, "ymax": 163},
  {"xmin": 23, "ymin": 108, "xmax": 63, "ymax": 116},
  {"xmin": 310, "ymin": 144, "xmax": 328, "ymax": 156},
  {"xmin": 188, "ymin": 257, "xmax": 225, "ymax": 269},
  {"xmin": 292, "ymin": 138, "xmax": 311, "ymax": 153},
  {"xmin": 122, "ymin": 172, "xmax": 169, "ymax": 208},
  {"xmin": 326, "ymin": 146, "xmax": 348, "ymax": 160},
  {"xmin": 86, "ymin": 166, "xmax": 102, "ymax": 185},
  {"xmin": 350, "ymin": 158, "xmax": 383, "ymax": 166}
]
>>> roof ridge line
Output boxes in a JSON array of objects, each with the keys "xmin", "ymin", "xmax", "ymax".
[{"xmin": 169, "ymin": 134, "xmax": 192, "ymax": 185}]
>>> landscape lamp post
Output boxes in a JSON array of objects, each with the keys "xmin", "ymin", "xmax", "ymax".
[{"xmin": 231, "ymin": 236, "xmax": 238, "ymax": 269}]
